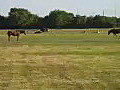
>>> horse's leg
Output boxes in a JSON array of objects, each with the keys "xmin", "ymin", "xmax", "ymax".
[
  {"xmin": 8, "ymin": 36, "xmax": 10, "ymax": 42},
  {"xmin": 17, "ymin": 36, "xmax": 19, "ymax": 42},
  {"xmin": 113, "ymin": 34, "xmax": 117, "ymax": 37},
  {"xmin": 118, "ymin": 34, "xmax": 120, "ymax": 39},
  {"xmin": 115, "ymin": 34, "xmax": 118, "ymax": 37}
]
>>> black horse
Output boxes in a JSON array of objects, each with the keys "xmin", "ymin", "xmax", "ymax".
[
  {"xmin": 7, "ymin": 31, "xmax": 20, "ymax": 42},
  {"xmin": 40, "ymin": 28, "xmax": 48, "ymax": 32},
  {"xmin": 108, "ymin": 29, "xmax": 120, "ymax": 37}
]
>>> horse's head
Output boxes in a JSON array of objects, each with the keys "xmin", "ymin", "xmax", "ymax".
[
  {"xmin": 108, "ymin": 30, "xmax": 111, "ymax": 35},
  {"xmin": 7, "ymin": 31, "xmax": 12, "ymax": 36},
  {"xmin": 108, "ymin": 29, "xmax": 115, "ymax": 35}
]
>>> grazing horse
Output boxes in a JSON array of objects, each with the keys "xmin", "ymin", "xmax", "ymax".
[
  {"xmin": 7, "ymin": 31, "xmax": 20, "ymax": 42},
  {"xmin": 108, "ymin": 29, "xmax": 120, "ymax": 37},
  {"xmin": 16, "ymin": 30, "xmax": 26, "ymax": 35}
]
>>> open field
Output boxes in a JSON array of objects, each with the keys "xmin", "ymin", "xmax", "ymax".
[{"xmin": 0, "ymin": 29, "xmax": 120, "ymax": 90}]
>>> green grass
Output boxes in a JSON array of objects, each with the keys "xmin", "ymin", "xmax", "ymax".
[{"xmin": 0, "ymin": 29, "xmax": 120, "ymax": 90}]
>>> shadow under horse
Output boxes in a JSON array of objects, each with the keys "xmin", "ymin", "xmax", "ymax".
[
  {"xmin": 108, "ymin": 29, "xmax": 120, "ymax": 37},
  {"xmin": 7, "ymin": 30, "xmax": 26, "ymax": 42}
]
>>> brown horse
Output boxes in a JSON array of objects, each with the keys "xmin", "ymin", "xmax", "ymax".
[
  {"xmin": 7, "ymin": 31, "xmax": 20, "ymax": 42},
  {"xmin": 16, "ymin": 30, "xmax": 26, "ymax": 35}
]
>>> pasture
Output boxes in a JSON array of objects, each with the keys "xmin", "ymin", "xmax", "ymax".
[{"xmin": 0, "ymin": 29, "xmax": 120, "ymax": 90}]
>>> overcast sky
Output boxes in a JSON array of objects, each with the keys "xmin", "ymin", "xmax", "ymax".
[{"xmin": 0, "ymin": 0, "xmax": 119, "ymax": 17}]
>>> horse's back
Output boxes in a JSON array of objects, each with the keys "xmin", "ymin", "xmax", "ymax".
[
  {"xmin": 16, "ymin": 30, "xmax": 26, "ymax": 35},
  {"xmin": 111, "ymin": 28, "xmax": 120, "ymax": 31},
  {"xmin": 115, "ymin": 29, "xmax": 120, "ymax": 32}
]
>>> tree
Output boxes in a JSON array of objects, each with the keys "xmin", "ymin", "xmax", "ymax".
[
  {"xmin": 0, "ymin": 8, "xmax": 120, "ymax": 29},
  {"xmin": 86, "ymin": 16, "xmax": 94, "ymax": 28},
  {"xmin": 0, "ymin": 15, "xmax": 5, "ymax": 26},
  {"xmin": 105, "ymin": 17, "xmax": 117, "ymax": 28},
  {"xmin": 8, "ymin": 8, "xmax": 39, "ymax": 26},
  {"xmin": 72, "ymin": 15, "xmax": 87, "ymax": 28},
  {"xmin": 116, "ymin": 18, "xmax": 120, "ymax": 27},
  {"xmin": 0, "ymin": 15, "xmax": 9, "ymax": 28},
  {"xmin": 93, "ymin": 15, "xmax": 106, "ymax": 27},
  {"xmin": 46, "ymin": 10, "xmax": 74, "ymax": 28}
]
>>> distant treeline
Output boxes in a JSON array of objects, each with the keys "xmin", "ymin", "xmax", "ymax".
[{"xmin": 0, "ymin": 8, "xmax": 120, "ymax": 29}]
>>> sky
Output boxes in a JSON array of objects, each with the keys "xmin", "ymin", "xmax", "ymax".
[{"xmin": 0, "ymin": 0, "xmax": 120, "ymax": 17}]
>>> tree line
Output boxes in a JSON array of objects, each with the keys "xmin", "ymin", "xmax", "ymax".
[{"xmin": 0, "ymin": 8, "xmax": 120, "ymax": 29}]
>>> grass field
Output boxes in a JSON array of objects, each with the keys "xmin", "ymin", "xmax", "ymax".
[{"xmin": 0, "ymin": 29, "xmax": 120, "ymax": 90}]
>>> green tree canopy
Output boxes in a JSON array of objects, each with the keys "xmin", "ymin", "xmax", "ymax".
[
  {"xmin": 47, "ymin": 10, "xmax": 74, "ymax": 28},
  {"xmin": 8, "ymin": 8, "xmax": 39, "ymax": 25},
  {"xmin": 0, "ymin": 8, "xmax": 120, "ymax": 29}
]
